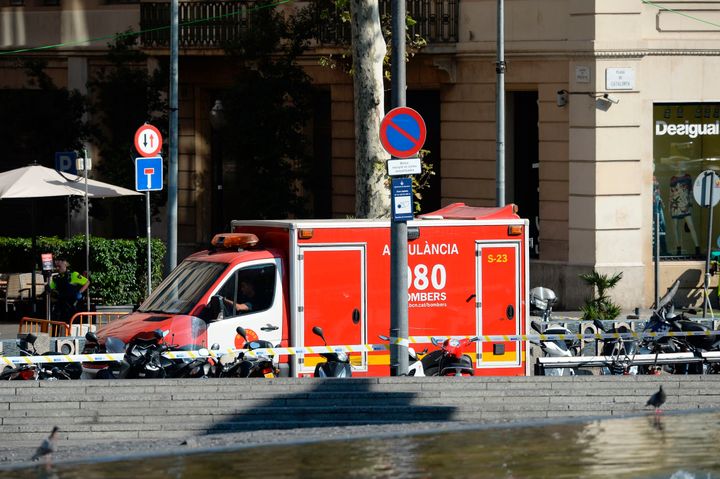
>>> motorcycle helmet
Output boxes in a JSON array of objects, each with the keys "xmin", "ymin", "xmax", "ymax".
[{"xmin": 530, "ymin": 287, "xmax": 557, "ymax": 313}]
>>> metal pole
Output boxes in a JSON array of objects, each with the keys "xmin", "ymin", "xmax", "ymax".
[
  {"xmin": 654, "ymin": 204, "xmax": 660, "ymax": 309},
  {"xmin": 390, "ymin": 0, "xmax": 408, "ymax": 376},
  {"xmin": 31, "ymin": 200, "xmax": 37, "ymax": 314},
  {"xmin": 84, "ymin": 149, "xmax": 90, "ymax": 311},
  {"xmin": 146, "ymin": 191, "xmax": 152, "ymax": 297},
  {"xmin": 704, "ymin": 172, "xmax": 714, "ymax": 318},
  {"xmin": 166, "ymin": 0, "xmax": 179, "ymax": 275},
  {"xmin": 496, "ymin": 0, "xmax": 506, "ymax": 207}
]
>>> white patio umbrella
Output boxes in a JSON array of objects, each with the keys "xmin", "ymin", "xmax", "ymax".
[
  {"xmin": 0, "ymin": 164, "xmax": 140, "ymax": 199},
  {"xmin": 0, "ymin": 164, "xmax": 142, "ymax": 314}
]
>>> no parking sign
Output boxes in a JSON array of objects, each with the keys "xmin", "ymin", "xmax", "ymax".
[{"xmin": 380, "ymin": 107, "xmax": 426, "ymax": 158}]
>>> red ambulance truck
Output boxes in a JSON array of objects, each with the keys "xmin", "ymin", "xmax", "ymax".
[{"xmin": 92, "ymin": 203, "xmax": 530, "ymax": 377}]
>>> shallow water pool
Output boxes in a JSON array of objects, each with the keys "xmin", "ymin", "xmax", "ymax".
[{"xmin": 5, "ymin": 411, "xmax": 720, "ymax": 479}]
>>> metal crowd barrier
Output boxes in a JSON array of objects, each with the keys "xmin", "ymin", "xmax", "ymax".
[
  {"xmin": 18, "ymin": 317, "xmax": 70, "ymax": 337},
  {"xmin": 68, "ymin": 311, "xmax": 130, "ymax": 337}
]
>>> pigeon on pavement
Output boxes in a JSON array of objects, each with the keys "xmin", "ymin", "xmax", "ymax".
[
  {"xmin": 32, "ymin": 426, "xmax": 59, "ymax": 463},
  {"xmin": 646, "ymin": 385, "xmax": 666, "ymax": 414}
]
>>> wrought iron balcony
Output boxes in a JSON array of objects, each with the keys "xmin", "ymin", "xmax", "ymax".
[{"xmin": 140, "ymin": 0, "xmax": 458, "ymax": 49}]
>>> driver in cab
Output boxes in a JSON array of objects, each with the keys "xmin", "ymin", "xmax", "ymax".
[{"xmin": 221, "ymin": 280, "xmax": 255, "ymax": 315}]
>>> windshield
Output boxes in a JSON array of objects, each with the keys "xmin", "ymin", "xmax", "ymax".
[
  {"xmin": 138, "ymin": 260, "xmax": 227, "ymax": 314},
  {"xmin": 160, "ymin": 315, "xmax": 208, "ymax": 349}
]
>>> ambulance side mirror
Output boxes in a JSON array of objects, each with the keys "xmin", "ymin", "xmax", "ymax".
[
  {"xmin": 236, "ymin": 326, "xmax": 248, "ymax": 341},
  {"xmin": 312, "ymin": 326, "xmax": 326, "ymax": 345}
]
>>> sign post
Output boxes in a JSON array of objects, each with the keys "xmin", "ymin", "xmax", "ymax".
[
  {"xmin": 135, "ymin": 124, "xmax": 164, "ymax": 297},
  {"xmin": 134, "ymin": 157, "xmax": 163, "ymax": 296},
  {"xmin": 693, "ymin": 170, "xmax": 720, "ymax": 317},
  {"xmin": 380, "ymin": 106, "xmax": 426, "ymax": 376}
]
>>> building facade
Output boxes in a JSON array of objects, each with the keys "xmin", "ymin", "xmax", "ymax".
[{"xmin": 2, "ymin": 0, "xmax": 720, "ymax": 308}]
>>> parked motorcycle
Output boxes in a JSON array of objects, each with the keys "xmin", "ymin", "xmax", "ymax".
[
  {"xmin": 421, "ymin": 336, "xmax": 479, "ymax": 376},
  {"xmin": 171, "ymin": 344, "xmax": 220, "ymax": 378},
  {"xmin": 638, "ymin": 280, "xmax": 720, "ymax": 374},
  {"xmin": 593, "ymin": 319, "xmax": 639, "ymax": 375},
  {"xmin": 85, "ymin": 316, "xmax": 210, "ymax": 379},
  {"xmin": 530, "ymin": 286, "xmax": 558, "ymax": 321},
  {"xmin": 311, "ymin": 326, "xmax": 352, "ymax": 378},
  {"xmin": 218, "ymin": 327, "xmax": 278, "ymax": 378}
]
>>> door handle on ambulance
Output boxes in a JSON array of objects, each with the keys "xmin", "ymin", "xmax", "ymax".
[
  {"xmin": 506, "ymin": 304, "xmax": 515, "ymax": 320},
  {"xmin": 261, "ymin": 324, "xmax": 279, "ymax": 331}
]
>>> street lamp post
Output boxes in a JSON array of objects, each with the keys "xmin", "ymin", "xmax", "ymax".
[{"xmin": 209, "ymin": 99, "xmax": 225, "ymax": 233}]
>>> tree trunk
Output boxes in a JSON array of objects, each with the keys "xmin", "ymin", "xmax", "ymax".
[{"xmin": 350, "ymin": 0, "xmax": 390, "ymax": 218}]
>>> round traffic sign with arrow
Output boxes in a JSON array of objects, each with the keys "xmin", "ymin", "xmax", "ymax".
[
  {"xmin": 134, "ymin": 124, "xmax": 163, "ymax": 157},
  {"xmin": 380, "ymin": 107, "xmax": 427, "ymax": 158},
  {"xmin": 693, "ymin": 170, "xmax": 720, "ymax": 207}
]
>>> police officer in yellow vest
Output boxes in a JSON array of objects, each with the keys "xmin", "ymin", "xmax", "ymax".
[{"xmin": 49, "ymin": 257, "xmax": 90, "ymax": 322}]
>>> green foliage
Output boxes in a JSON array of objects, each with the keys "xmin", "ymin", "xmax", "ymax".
[
  {"xmin": 413, "ymin": 150, "xmax": 436, "ymax": 213},
  {"xmin": 215, "ymin": 1, "xmax": 316, "ymax": 219},
  {"xmin": 87, "ymin": 31, "xmax": 168, "ymax": 236},
  {"xmin": 580, "ymin": 270, "xmax": 623, "ymax": 320},
  {"xmin": 0, "ymin": 236, "xmax": 166, "ymax": 306},
  {"xmin": 315, "ymin": 0, "xmax": 428, "ymax": 78}
]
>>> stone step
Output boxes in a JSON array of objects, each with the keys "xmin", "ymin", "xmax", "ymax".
[{"xmin": 1, "ymin": 376, "xmax": 718, "ymax": 444}]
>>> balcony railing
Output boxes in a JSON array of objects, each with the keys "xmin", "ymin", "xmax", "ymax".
[{"xmin": 140, "ymin": 0, "xmax": 458, "ymax": 49}]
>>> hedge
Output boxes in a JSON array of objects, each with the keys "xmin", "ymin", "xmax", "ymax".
[{"xmin": 0, "ymin": 236, "xmax": 166, "ymax": 306}]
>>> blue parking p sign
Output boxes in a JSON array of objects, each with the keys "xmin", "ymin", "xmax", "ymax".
[
  {"xmin": 55, "ymin": 151, "xmax": 78, "ymax": 175},
  {"xmin": 135, "ymin": 157, "xmax": 163, "ymax": 191}
]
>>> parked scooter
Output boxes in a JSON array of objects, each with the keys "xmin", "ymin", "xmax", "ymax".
[
  {"xmin": 530, "ymin": 320, "xmax": 580, "ymax": 376},
  {"xmin": 0, "ymin": 333, "xmax": 81, "ymax": 380},
  {"xmin": 311, "ymin": 326, "xmax": 352, "ymax": 378},
  {"xmin": 421, "ymin": 336, "xmax": 479, "ymax": 376},
  {"xmin": 529, "ymin": 287, "xmax": 580, "ymax": 376},
  {"xmin": 378, "ymin": 334, "xmax": 427, "ymax": 376},
  {"xmin": 219, "ymin": 327, "xmax": 278, "ymax": 378}
]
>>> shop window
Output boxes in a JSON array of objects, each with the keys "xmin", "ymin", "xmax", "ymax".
[{"xmin": 653, "ymin": 103, "xmax": 720, "ymax": 260}]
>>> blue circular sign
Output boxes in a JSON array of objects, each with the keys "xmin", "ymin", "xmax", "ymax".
[{"xmin": 380, "ymin": 107, "xmax": 427, "ymax": 158}]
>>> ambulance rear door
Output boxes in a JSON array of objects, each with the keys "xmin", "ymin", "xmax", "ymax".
[{"xmin": 475, "ymin": 241, "xmax": 522, "ymax": 368}]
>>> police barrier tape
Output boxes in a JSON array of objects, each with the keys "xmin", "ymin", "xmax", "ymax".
[{"xmin": 2, "ymin": 330, "xmax": 720, "ymax": 366}]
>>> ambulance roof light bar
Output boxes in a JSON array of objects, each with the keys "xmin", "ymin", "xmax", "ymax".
[{"xmin": 210, "ymin": 233, "xmax": 259, "ymax": 251}]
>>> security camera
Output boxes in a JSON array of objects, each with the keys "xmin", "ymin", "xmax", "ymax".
[
  {"xmin": 556, "ymin": 90, "xmax": 568, "ymax": 107},
  {"xmin": 601, "ymin": 93, "xmax": 619, "ymax": 104},
  {"xmin": 595, "ymin": 93, "xmax": 620, "ymax": 111}
]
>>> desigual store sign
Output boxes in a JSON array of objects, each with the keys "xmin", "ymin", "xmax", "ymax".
[{"xmin": 653, "ymin": 104, "xmax": 720, "ymax": 259}]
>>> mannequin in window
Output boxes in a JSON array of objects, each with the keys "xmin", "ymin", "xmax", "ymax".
[
  {"xmin": 669, "ymin": 162, "xmax": 700, "ymax": 256},
  {"xmin": 653, "ymin": 174, "xmax": 669, "ymax": 256}
]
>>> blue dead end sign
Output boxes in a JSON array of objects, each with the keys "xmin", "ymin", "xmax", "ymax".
[
  {"xmin": 135, "ymin": 157, "xmax": 163, "ymax": 191},
  {"xmin": 380, "ymin": 107, "xmax": 427, "ymax": 158}
]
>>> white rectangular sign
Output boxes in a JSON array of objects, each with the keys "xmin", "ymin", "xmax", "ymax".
[
  {"xmin": 605, "ymin": 67, "xmax": 635, "ymax": 90},
  {"xmin": 575, "ymin": 66, "xmax": 590, "ymax": 84},
  {"xmin": 387, "ymin": 157, "xmax": 421, "ymax": 176}
]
